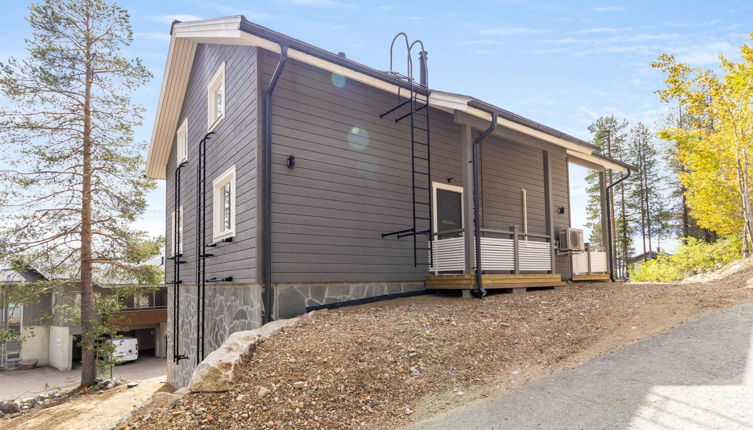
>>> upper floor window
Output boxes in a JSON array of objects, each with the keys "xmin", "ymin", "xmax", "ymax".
[
  {"xmin": 176, "ymin": 118, "xmax": 188, "ymax": 166},
  {"xmin": 207, "ymin": 63, "xmax": 226, "ymax": 130},
  {"xmin": 212, "ymin": 165, "xmax": 236, "ymax": 240}
]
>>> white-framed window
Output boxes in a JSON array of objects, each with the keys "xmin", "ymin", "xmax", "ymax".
[
  {"xmin": 176, "ymin": 118, "xmax": 188, "ymax": 166},
  {"xmin": 207, "ymin": 62, "xmax": 226, "ymax": 130},
  {"xmin": 171, "ymin": 206, "xmax": 184, "ymax": 256},
  {"xmin": 432, "ymin": 182, "xmax": 464, "ymax": 236},
  {"xmin": 212, "ymin": 165, "xmax": 236, "ymax": 241}
]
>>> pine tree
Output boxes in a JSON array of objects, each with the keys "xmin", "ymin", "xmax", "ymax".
[
  {"xmin": 586, "ymin": 116, "xmax": 633, "ymax": 277},
  {"xmin": 627, "ymin": 122, "xmax": 663, "ymax": 259},
  {"xmin": 661, "ymin": 103, "xmax": 716, "ymax": 243},
  {"xmin": 0, "ymin": 0, "xmax": 157, "ymax": 385}
]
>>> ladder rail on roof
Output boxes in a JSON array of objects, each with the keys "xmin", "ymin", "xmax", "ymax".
[{"xmin": 380, "ymin": 33, "xmax": 433, "ymax": 269}]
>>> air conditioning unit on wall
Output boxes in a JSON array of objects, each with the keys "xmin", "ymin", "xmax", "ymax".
[{"xmin": 559, "ymin": 228, "xmax": 584, "ymax": 252}]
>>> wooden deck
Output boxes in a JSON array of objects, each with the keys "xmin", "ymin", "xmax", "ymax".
[
  {"xmin": 571, "ymin": 273, "xmax": 611, "ymax": 282},
  {"xmin": 426, "ymin": 273, "xmax": 564, "ymax": 290}
]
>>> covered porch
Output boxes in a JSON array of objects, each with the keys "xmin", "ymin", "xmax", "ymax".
[{"xmin": 418, "ymin": 100, "xmax": 625, "ymax": 290}]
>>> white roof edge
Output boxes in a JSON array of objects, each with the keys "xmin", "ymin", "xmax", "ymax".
[
  {"xmin": 146, "ymin": 17, "xmax": 623, "ymax": 178},
  {"xmin": 567, "ymin": 150, "xmax": 628, "ymax": 173},
  {"xmin": 429, "ymin": 90, "xmax": 597, "ymax": 156}
]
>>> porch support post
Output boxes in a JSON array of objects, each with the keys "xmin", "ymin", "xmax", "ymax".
[
  {"xmin": 512, "ymin": 225, "xmax": 520, "ymax": 274},
  {"xmin": 461, "ymin": 123, "xmax": 475, "ymax": 275},
  {"xmin": 543, "ymin": 151, "xmax": 555, "ymax": 274},
  {"xmin": 599, "ymin": 171, "xmax": 611, "ymax": 277}
]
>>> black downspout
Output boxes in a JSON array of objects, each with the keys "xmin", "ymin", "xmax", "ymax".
[
  {"xmin": 262, "ymin": 45, "xmax": 289, "ymax": 324},
  {"xmin": 472, "ymin": 111, "xmax": 498, "ymax": 298},
  {"xmin": 605, "ymin": 169, "xmax": 631, "ymax": 282}
]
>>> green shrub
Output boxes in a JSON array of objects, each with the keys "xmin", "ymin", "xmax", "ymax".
[{"xmin": 630, "ymin": 237, "xmax": 742, "ymax": 282}]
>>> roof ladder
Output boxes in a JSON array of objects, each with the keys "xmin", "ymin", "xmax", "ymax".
[{"xmin": 380, "ymin": 34, "xmax": 433, "ymax": 268}]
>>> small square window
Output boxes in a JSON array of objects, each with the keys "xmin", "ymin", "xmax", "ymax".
[
  {"xmin": 171, "ymin": 206, "xmax": 183, "ymax": 256},
  {"xmin": 207, "ymin": 63, "xmax": 226, "ymax": 130},
  {"xmin": 176, "ymin": 118, "xmax": 188, "ymax": 166},
  {"xmin": 213, "ymin": 165, "xmax": 236, "ymax": 240}
]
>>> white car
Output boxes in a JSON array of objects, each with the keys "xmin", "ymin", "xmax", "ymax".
[{"xmin": 105, "ymin": 337, "xmax": 139, "ymax": 363}]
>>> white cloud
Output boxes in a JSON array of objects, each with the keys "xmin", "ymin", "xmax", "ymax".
[
  {"xmin": 458, "ymin": 39, "xmax": 501, "ymax": 46},
  {"xmin": 617, "ymin": 33, "xmax": 679, "ymax": 42},
  {"xmin": 590, "ymin": 6, "xmax": 626, "ymax": 12},
  {"xmin": 478, "ymin": 27, "xmax": 551, "ymax": 36},
  {"xmin": 675, "ymin": 42, "xmax": 737, "ymax": 66},
  {"xmin": 577, "ymin": 27, "xmax": 620, "ymax": 34},
  {"xmin": 556, "ymin": 38, "xmax": 588, "ymax": 45},
  {"xmin": 526, "ymin": 47, "xmax": 569, "ymax": 55},
  {"xmin": 145, "ymin": 14, "xmax": 203, "ymax": 24},
  {"xmin": 283, "ymin": 0, "xmax": 354, "ymax": 6}
]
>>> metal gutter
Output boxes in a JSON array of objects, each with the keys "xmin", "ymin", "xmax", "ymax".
[
  {"xmin": 262, "ymin": 45, "xmax": 289, "ymax": 324},
  {"xmin": 471, "ymin": 108, "xmax": 498, "ymax": 297},
  {"xmin": 605, "ymin": 169, "xmax": 632, "ymax": 282},
  {"xmin": 466, "ymin": 99, "xmax": 597, "ymax": 151}
]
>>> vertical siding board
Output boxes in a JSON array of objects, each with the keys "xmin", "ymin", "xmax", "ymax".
[{"xmin": 165, "ymin": 44, "xmax": 258, "ymax": 285}]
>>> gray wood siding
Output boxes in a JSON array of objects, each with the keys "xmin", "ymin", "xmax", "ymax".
[
  {"xmin": 261, "ymin": 51, "xmax": 462, "ymax": 283},
  {"xmin": 165, "ymin": 44, "xmax": 258, "ymax": 285},
  {"xmin": 551, "ymin": 151, "xmax": 572, "ymax": 278},
  {"xmin": 480, "ymin": 135, "xmax": 547, "ymax": 235}
]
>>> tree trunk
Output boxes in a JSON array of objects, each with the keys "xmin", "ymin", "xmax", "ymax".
[
  {"xmin": 80, "ymin": 13, "xmax": 96, "ymax": 386},
  {"xmin": 645, "ymin": 151, "xmax": 653, "ymax": 257}
]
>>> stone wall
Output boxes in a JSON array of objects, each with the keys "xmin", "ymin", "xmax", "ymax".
[
  {"xmin": 167, "ymin": 281, "xmax": 424, "ymax": 388},
  {"xmin": 273, "ymin": 281, "xmax": 425, "ymax": 319},
  {"xmin": 167, "ymin": 285, "xmax": 262, "ymax": 389}
]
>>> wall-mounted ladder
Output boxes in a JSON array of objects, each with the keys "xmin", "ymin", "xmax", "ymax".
[
  {"xmin": 380, "ymin": 34, "xmax": 433, "ymax": 268},
  {"xmin": 169, "ymin": 161, "xmax": 188, "ymax": 363}
]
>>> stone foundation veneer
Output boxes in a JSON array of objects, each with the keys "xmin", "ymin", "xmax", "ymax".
[
  {"xmin": 167, "ymin": 280, "xmax": 425, "ymax": 388},
  {"xmin": 273, "ymin": 281, "xmax": 425, "ymax": 319},
  {"xmin": 167, "ymin": 284, "xmax": 262, "ymax": 389}
]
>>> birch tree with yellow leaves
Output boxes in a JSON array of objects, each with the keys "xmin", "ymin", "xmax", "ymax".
[{"xmin": 653, "ymin": 35, "xmax": 753, "ymax": 255}]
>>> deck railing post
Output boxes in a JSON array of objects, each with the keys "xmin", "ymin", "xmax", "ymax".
[
  {"xmin": 586, "ymin": 245, "xmax": 592, "ymax": 275},
  {"xmin": 512, "ymin": 226, "xmax": 520, "ymax": 274}
]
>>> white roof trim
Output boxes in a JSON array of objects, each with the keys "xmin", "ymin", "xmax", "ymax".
[
  {"xmin": 429, "ymin": 91, "xmax": 597, "ymax": 156},
  {"xmin": 146, "ymin": 16, "xmax": 624, "ymax": 179},
  {"xmin": 567, "ymin": 150, "xmax": 628, "ymax": 173}
]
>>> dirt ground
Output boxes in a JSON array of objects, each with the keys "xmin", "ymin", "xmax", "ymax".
[
  {"xmin": 116, "ymin": 266, "xmax": 753, "ymax": 430},
  {"xmin": 1, "ymin": 376, "xmax": 169, "ymax": 430}
]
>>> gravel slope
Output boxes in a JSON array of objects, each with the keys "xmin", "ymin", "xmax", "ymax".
[{"xmin": 120, "ymin": 273, "xmax": 753, "ymax": 430}]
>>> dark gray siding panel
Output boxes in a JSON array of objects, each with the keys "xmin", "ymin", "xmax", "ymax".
[
  {"xmin": 261, "ymin": 50, "xmax": 462, "ymax": 283},
  {"xmin": 165, "ymin": 44, "xmax": 258, "ymax": 285},
  {"xmin": 480, "ymin": 135, "xmax": 547, "ymax": 235}
]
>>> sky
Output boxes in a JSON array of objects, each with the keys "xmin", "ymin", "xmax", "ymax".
[{"xmin": 1, "ymin": 0, "xmax": 751, "ymax": 254}]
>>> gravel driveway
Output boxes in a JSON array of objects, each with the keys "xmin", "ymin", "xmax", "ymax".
[{"xmin": 409, "ymin": 298, "xmax": 753, "ymax": 430}]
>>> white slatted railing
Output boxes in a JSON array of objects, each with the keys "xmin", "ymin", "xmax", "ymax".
[
  {"xmin": 429, "ymin": 228, "xmax": 553, "ymax": 274},
  {"xmin": 572, "ymin": 248, "xmax": 608, "ymax": 274}
]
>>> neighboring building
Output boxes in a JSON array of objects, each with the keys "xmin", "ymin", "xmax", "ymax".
[
  {"xmin": 628, "ymin": 251, "xmax": 661, "ymax": 266},
  {"xmin": 0, "ymin": 269, "xmax": 168, "ymax": 370},
  {"xmin": 145, "ymin": 16, "xmax": 632, "ymax": 388}
]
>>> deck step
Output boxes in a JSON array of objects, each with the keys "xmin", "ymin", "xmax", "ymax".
[{"xmin": 426, "ymin": 273, "xmax": 563, "ymax": 290}]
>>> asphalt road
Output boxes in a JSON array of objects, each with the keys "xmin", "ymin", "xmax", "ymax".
[{"xmin": 410, "ymin": 299, "xmax": 753, "ymax": 430}]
